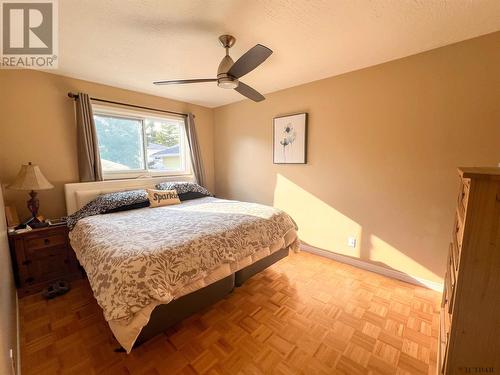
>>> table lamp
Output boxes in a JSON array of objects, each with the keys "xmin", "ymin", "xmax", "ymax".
[{"xmin": 7, "ymin": 162, "xmax": 54, "ymax": 221}]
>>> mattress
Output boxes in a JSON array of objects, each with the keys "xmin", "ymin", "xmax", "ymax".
[{"xmin": 69, "ymin": 197, "xmax": 299, "ymax": 352}]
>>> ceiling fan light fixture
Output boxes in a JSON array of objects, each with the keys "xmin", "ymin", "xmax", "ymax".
[
  {"xmin": 154, "ymin": 35, "xmax": 272, "ymax": 102},
  {"xmin": 217, "ymin": 77, "xmax": 239, "ymax": 89}
]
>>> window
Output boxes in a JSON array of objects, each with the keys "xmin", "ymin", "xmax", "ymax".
[{"xmin": 93, "ymin": 105, "xmax": 190, "ymax": 179}]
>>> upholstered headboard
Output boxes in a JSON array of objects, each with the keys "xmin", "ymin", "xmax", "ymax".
[{"xmin": 64, "ymin": 176, "xmax": 195, "ymax": 215}]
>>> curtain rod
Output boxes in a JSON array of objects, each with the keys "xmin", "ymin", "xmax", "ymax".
[{"xmin": 67, "ymin": 92, "xmax": 189, "ymax": 118}]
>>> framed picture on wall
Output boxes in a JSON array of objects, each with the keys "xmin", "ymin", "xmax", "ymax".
[{"xmin": 273, "ymin": 113, "xmax": 307, "ymax": 164}]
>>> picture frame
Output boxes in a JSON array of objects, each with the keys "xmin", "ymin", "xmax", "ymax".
[{"xmin": 273, "ymin": 113, "xmax": 308, "ymax": 164}]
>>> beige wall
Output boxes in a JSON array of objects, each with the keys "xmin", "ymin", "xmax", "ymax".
[
  {"xmin": 214, "ymin": 31, "xmax": 500, "ymax": 283},
  {"xmin": 1, "ymin": 32, "xmax": 498, "ymax": 284},
  {"xmin": 0, "ymin": 70, "xmax": 214, "ymax": 220},
  {"xmin": 0, "ymin": 186, "xmax": 18, "ymax": 374}
]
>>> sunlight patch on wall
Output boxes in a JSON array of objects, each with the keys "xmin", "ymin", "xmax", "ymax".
[
  {"xmin": 273, "ymin": 174, "xmax": 442, "ymax": 283},
  {"xmin": 369, "ymin": 235, "xmax": 441, "ymax": 282},
  {"xmin": 273, "ymin": 174, "xmax": 362, "ymax": 257}
]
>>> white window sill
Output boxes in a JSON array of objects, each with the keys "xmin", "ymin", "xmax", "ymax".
[{"xmin": 102, "ymin": 171, "xmax": 192, "ymax": 181}]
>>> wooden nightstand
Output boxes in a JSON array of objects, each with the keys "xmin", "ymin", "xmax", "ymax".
[{"xmin": 8, "ymin": 225, "xmax": 82, "ymax": 297}]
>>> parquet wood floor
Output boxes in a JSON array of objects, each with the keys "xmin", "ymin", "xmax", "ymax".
[{"xmin": 20, "ymin": 251, "xmax": 441, "ymax": 375}]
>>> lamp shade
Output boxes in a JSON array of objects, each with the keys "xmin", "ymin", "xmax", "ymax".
[{"xmin": 7, "ymin": 162, "xmax": 54, "ymax": 191}]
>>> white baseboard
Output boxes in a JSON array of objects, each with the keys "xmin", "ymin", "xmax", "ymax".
[
  {"xmin": 300, "ymin": 244, "xmax": 444, "ymax": 292},
  {"xmin": 15, "ymin": 292, "xmax": 20, "ymax": 375}
]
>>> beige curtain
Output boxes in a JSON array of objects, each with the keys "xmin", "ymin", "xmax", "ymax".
[
  {"xmin": 185, "ymin": 113, "xmax": 205, "ymax": 187},
  {"xmin": 75, "ymin": 93, "xmax": 103, "ymax": 182}
]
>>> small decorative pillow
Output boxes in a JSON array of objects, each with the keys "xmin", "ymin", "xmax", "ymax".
[
  {"xmin": 147, "ymin": 189, "xmax": 181, "ymax": 207},
  {"xmin": 155, "ymin": 181, "xmax": 212, "ymax": 200},
  {"xmin": 67, "ymin": 189, "xmax": 148, "ymax": 230}
]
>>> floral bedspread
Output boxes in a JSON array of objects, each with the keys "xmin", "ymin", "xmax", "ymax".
[{"xmin": 69, "ymin": 197, "xmax": 298, "ymax": 324}]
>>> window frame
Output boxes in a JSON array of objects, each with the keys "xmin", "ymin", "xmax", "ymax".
[{"xmin": 92, "ymin": 104, "xmax": 192, "ymax": 180}]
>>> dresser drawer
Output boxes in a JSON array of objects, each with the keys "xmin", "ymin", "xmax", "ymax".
[
  {"xmin": 438, "ymin": 306, "xmax": 451, "ymax": 374},
  {"xmin": 446, "ymin": 247, "xmax": 456, "ymax": 314},
  {"xmin": 442, "ymin": 269, "xmax": 452, "ymax": 310},
  {"xmin": 457, "ymin": 178, "xmax": 470, "ymax": 219},
  {"xmin": 453, "ymin": 214, "xmax": 464, "ymax": 254},
  {"xmin": 441, "ymin": 247, "xmax": 456, "ymax": 315},
  {"xmin": 26, "ymin": 233, "xmax": 66, "ymax": 251},
  {"xmin": 450, "ymin": 237, "xmax": 460, "ymax": 271}
]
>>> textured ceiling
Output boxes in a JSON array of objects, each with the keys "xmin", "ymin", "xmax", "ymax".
[{"xmin": 56, "ymin": 0, "xmax": 500, "ymax": 108}]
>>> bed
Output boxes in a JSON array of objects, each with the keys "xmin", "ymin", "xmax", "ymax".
[{"xmin": 64, "ymin": 177, "xmax": 298, "ymax": 352}]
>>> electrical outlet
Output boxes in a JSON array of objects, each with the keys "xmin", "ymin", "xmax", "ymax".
[{"xmin": 347, "ymin": 236, "xmax": 357, "ymax": 248}]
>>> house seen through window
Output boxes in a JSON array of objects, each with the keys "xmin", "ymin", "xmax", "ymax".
[{"xmin": 93, "ymin": 106, "xmax": 190, "ymax": 178}]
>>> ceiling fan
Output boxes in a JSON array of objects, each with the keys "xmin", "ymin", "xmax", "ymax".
[{"xmin": 153, "ymin": 35, "xmax": 273, "ymax": 102}]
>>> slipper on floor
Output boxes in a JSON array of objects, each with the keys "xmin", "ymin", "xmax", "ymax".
[
  {"xmin": 42, "ymin": 280, "xmax": 70, "ymax": 300},
  {"xmin": 54, "ymin": 280, "xmax": 70, "ymax": 295},
  {"xmin": 42, "ymin": 284, "xmax": 59, "ymax": 299}
]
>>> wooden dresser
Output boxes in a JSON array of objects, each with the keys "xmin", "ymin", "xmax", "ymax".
[
  {"xmin": 439, "ymin": 168, "xmax": 500, "ymax": 374},
  {"xmin": 8, "ymin": 225, "xmax": 82, "ymax": 297}
]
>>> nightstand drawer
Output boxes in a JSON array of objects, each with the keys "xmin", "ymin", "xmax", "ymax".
[
  {"xmin": 25, "ymin": 243, "xmax": 66, "ymax": 261},
  {"xmin": 26, "ymin": 233, "xmax": 66, "ymax": 251},
  {"xmin": 24, "ymin": 251, "xmax": 69, "ymax": 284}
]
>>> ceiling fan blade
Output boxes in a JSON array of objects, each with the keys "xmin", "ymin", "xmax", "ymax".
[
  {"xmin": 234, "ymin": 82, "xmax": 265, "ymax": 102},
  {"xmin": 227, "ymin": 44, "xmax": 272, "ymax": 79},
  {"xmin": 153, "ymin": 78, "xmax": 217, "ymax": 85}
]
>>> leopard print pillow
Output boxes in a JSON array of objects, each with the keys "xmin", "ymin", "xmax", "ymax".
[
  {"xmin": 66, "ymin": 189, "xmax": 148, "ymax": 229},
  {"xmin": 155, "ymin": 181, "xmax": 212, "ymax": 197}
]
